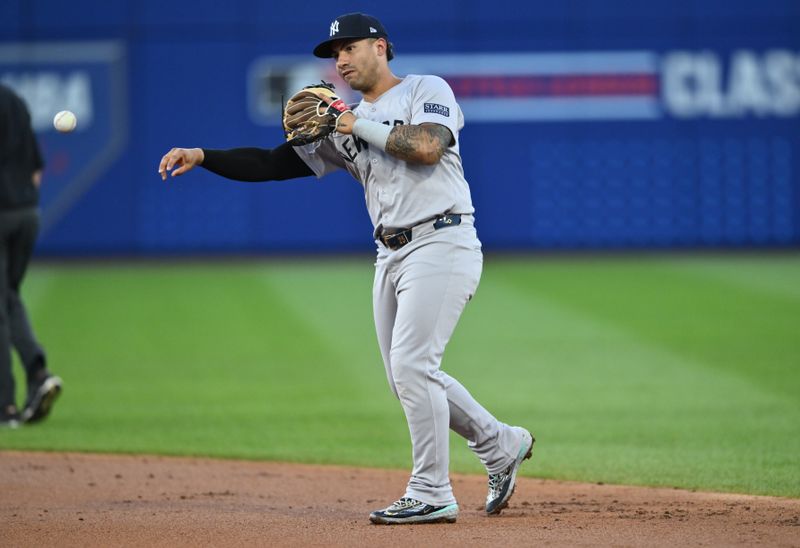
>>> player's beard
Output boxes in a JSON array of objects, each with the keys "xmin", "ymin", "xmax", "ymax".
[{"xmin": 343, "ymin": 58, "xmax": 379, "ymax": 94}]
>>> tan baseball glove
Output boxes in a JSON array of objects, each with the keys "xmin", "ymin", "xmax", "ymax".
[{"xmin": 282, "ymin": 81, "xmax": 351, "ymax": 146}]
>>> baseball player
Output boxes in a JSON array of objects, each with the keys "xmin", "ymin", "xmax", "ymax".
[{"xmin": 158, "ymin": 12, "xmax": 534, "ymax": 525}]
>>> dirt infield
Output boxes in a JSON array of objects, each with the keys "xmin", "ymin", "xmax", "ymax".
[{"xmin": 1, "ymin": 451, "xmax": 798, "ymax": 547}]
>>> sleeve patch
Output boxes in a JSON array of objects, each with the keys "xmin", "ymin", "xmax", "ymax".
[{"xmin": 423, "ymin": 103, "xmax": 450, "ymax": 117}]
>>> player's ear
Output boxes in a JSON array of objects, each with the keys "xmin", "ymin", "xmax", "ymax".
[{"xmin": 374, "ymin": 38, "xmax": 388, "ymax": 58}]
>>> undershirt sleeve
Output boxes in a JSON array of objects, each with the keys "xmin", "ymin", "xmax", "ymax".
[{"xmin": 201, "ymin": 142, "xmax": 314, "ymax": 182}]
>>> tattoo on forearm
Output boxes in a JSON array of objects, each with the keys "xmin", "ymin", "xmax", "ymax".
[{"xmin": 386, "ymin": 124, "xmax": 451, "ymax": 164}]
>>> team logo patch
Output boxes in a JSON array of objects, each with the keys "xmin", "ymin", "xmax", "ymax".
[{"xmin": 424, "ymin": 102, "xmax": 450, "ymax": 116}]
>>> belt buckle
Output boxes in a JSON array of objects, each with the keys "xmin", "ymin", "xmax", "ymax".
[
  {"xmin": 396, "ymin": 232, "xmax": 410, "ymax": 247},
  {"xmin": 382, "ymin": 229, "xmax": 411, "ymax": 250}
]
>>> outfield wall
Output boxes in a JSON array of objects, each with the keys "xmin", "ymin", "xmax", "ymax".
[{"xmin": 1, "ymin": 0, "xmax": 799, "ymax": 254}]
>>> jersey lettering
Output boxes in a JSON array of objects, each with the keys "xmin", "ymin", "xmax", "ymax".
[
  {"xmin": 341, "ymin": 139, "xmax": 359, "ymax": 162},
  {"xmin": 339, "ymin": 135, "xmax": 370, "ymax": 163},
  {"xmin": 352, "ymin": 135, "xmax": 369, "ymax": 153}
]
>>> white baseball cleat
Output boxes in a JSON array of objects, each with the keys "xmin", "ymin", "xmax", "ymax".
[
  {"xmin": 485, "ymin": 428, "xmax": 535, "ymax": 515},
  {"xmin": 21, "ymin": 375, "xmax": 63, "ymax": 424},
  {"xmin": 369, "ymin": 497, "xmax": 459, "ymax": 524}
]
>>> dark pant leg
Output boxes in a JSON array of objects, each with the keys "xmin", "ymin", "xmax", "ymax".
[
  {"xmin": 0, "ymin": 212, "xmax": 14, "ymax": 409},
  {"xmin": 6, "ymin": 208, "xmax": 46, "ymax": 383}
]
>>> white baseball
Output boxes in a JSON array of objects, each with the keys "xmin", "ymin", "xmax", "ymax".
[{"xmin": 53, "ymin": 110, "xmax": 77, "ymax": 133}]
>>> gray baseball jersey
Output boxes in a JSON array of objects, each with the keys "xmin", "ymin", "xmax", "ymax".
[
  {"xmin": 293, "ymin": 74, "xmax": 475, "ymax": 231},
  {"xmin": 295, "ymin": 74, "xmax": 527, "ymax": 507}
]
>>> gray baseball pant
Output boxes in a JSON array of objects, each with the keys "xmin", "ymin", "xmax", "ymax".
[{"xmin": 372, "ymin": 216, "xmax": 522, "ymax": 506}]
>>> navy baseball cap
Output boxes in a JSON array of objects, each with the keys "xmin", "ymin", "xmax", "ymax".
[{"xmin": 313, "ymin": 13, "xmax": 393, "ymax": 60}]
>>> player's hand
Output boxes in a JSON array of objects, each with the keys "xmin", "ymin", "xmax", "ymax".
[
  {"xmin": 158, "ymin": 148, "xmax": 204, "ymax": 180},
  {"xmin": 334, "ymin": 111, "xmax": 356, "ymax": 134},
  {"xmin": 315, "ymin": 93, "xmax": 355, "ymax": 135}
]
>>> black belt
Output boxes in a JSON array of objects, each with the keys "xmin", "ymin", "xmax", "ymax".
[{"xmin": 378, "ymin": 214, "xmax": 463, "ymax": 251}]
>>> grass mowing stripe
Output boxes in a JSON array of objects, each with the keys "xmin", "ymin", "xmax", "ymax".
[
  {"xmin": 255, "ymin": 262, "xmax": 383, "ymax": 391},
  {"xmin": 254, "ymin": 262, "xmax": 414, "ymax": 466},
  {"xmin": 668, "ymin": 256, "xmax": 800, "ymax": 302},
  {"xmin": 492, "ymin": 257, "xmax": 800, "ymax": 399}
]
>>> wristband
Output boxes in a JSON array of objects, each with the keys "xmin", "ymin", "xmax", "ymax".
[{"xmin": 352, "ymin": 119, "xmax": 392, "ymax": 152}]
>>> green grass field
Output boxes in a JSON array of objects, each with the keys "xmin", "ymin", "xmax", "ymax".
[{"xmin": 1, "ymin": 254, "xmax": 798, "ymax": 498}]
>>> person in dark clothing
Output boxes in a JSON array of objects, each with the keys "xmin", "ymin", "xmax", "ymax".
[{"xmin": 0, "ymin": 83, "xmax": 61, "ymax": 428}]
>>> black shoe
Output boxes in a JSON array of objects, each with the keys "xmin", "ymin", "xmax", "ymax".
[
  {"xmin": 486, "ymin": 428, "xmax": 535, "ymax": 515},
  {"xmin": 22, "ymin": 375, "xmax": 63, "ymax": 424},
  {"xmin": 369, "ymin": 497, "xmax": 459, "ymax": 525},
  {"xmin": 0, "ymin": 407, "xmax": 21, "ymax": 429}
]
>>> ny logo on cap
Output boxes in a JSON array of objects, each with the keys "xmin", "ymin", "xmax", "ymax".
[{"xmin": 329, "ymin": 20, "xmax": 340, "ymax": 36}]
